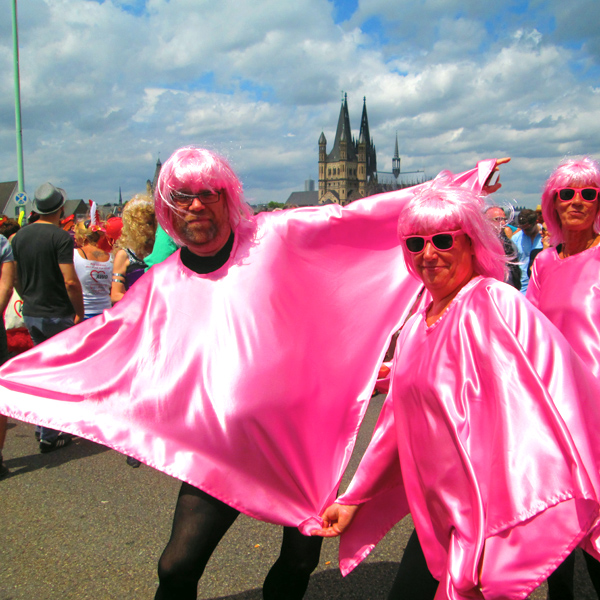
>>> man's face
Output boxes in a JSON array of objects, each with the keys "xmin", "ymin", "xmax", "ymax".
[
  {"xmin": 485, "ymin": 207, "xmax": 507, "ymax": 231},
  {"xmin": 171, "ymin": 187, "xmax": 231, "ymax": 256},
  {"xmin": 520, "ymin": 219, "xmax": 538, "ymax": 237}
]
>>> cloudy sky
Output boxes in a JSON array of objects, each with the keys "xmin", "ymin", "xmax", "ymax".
[{"xmin": 0, "ymin": 0, "xmax": 599, "ymax": 208}]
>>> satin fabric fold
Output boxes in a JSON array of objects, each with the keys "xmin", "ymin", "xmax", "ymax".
[
  {"xmin": 0, "ymin": 161, "xmax": 494, "ymax": 534},
  {"xmin": 338, "ymin": 277, "xmax": 600, "ymax": 599},
  {"xmin": 527, "ymin": 244, "xmax": 600, "ymax": 561},
  {"xmin": 528, "ymin": 245, "xmax": 600, "ymax": 379}
]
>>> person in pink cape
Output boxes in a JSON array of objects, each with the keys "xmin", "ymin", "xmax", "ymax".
[
  {"xmin": 313, "ymin": 183, "xmax": 600, "ymax": 600},
  {"xmin": 0, "ymin": 147, "xmax": 502, "ymax": 599},
  {"xmin": 528, "ymin": 157, "xmax": 600, "ymax": 599}
]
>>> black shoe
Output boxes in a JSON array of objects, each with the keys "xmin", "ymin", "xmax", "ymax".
[
  {"xmin": 39, "ymin": 435, "xmax": 72, "ymax": 454},
  {"xmin": 126, "ymin": 456, "xmax": 142, "ymax": 468}
]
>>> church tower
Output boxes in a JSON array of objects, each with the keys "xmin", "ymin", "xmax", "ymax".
[
  {"xmin": 318, "ymin": 94, "xmax": 376, "ymax": 205},
  {"xmin": 146, "ymin": 156, "xmax": 162, "ymax": 195}
]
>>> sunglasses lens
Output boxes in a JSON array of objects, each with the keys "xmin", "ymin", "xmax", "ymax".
[
  {"xmin": 582, "ymin": 189, "xmax": 598, "ymax": 201},
  {"xmin": 432, "ymin": 234, "xmax": 454, "ymax": 250},
  {"xmin": 405, "ymin": 237, "xmax": 425, "ymax": 253},
  {"xmin": 559, "ymin": 189, "xmax": 575, "ymax": 201}
]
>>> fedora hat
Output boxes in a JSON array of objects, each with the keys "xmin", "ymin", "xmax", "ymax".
[{"xmin": 33, "ymin": 182, "xmax": 67, "ymax": 214}]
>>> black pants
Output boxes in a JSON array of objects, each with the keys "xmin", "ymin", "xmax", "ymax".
[
  {"xmin": 155, "ymin": 482, "xmax": 323, "ymax": 600},
  {"xmin": 387, "ymin": 529, "xmax": 438, "ymax": 600},
  {"xmin": 548, "ymin": 549, "xmax": 600, "ymax": 600}
]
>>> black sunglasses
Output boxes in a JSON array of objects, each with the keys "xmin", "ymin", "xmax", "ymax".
[
  {"xmin": 403, "ymin": 230, "xmax": 465, "ymax": 254},
  {"xmin": 556, "ymin": 187, "xmax": 600, "ymax": 202}
]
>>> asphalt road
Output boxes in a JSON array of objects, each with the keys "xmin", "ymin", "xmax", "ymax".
[{"xmin": 0, "ymin": 393, "xmax": 595, "ymax": 600}]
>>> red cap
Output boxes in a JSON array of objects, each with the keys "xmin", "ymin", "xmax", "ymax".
[{"xmin": 105, "ymin": 216, "xmax": 123, "ymax": 240}]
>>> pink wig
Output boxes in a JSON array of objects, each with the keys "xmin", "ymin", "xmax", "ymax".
[
  {"xmin": 541, "ymin": 157, "xmax": 600, "ymax": 245},
  {"xmin": 397, "ymin": 174, "xmax": 506, "ymax": 281},
  {"xmin": 154, "ymin": 147, "xmax": 254, "ymax": 247}
]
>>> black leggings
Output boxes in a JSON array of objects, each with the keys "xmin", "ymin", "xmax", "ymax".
[
  {"xmin": 395, "ymin": 531, "xmax": 600, "ymax": 600},
  {"xmin": 155, "ymin": 482, "xmax": 323, "ymax": 600},
  {"xmin": 548, "ymin": 549, "xmax": 600, "ymax": 600},
  {"xmin": 387, "ymin": 529, "xmax": 438, "ymax": 600}
]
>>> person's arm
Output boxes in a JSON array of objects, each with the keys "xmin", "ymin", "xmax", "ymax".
[
  {"xmin": 13, "ymin": 262, "xmax": 22, "ymax": 298},
  {"xmin": 0, "ymin": 261, "xmax": 15, "ymax": 315},
  {"xmin": 59, "ymin": 263, "xmax": 84, "ymax": 324},
  {"xmin": 111, "ymin": 249, "xmax": 129, "ymax": 303}
]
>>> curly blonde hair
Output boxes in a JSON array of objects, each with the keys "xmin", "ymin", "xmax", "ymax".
[{"xmin": 117, "ymin": 195, "xmax": 156, "ymax": 258}]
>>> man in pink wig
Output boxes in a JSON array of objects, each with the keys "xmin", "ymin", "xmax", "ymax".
[{"xmin": 0, "ymin": 147, "xmax": 503, "ymax": 599}]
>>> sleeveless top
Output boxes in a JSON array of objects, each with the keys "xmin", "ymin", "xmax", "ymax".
[
  {"xmin": 124, "ymin": 248, "xmax": 147, "ymax": 291},
  {"xmin": 73, "ymin": 249, "xmax": 113, "ymax": 315}
]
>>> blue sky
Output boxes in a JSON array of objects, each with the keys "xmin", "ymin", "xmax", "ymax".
[{"xmin": 1, "ymin": 0, "xmax": 599, "ymax": 208}]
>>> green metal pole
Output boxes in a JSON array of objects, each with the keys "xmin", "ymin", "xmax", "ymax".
[{"xmin": 12, "ymin": 0, "xmax": 25, "ymax": 194}]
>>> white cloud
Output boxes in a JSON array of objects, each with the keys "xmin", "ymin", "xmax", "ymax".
[{"xmin": 0, "ymin": 0, "xmax": 598, "ymax": 209}]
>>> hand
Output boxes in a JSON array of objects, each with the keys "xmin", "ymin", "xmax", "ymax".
[
  {"xmin": 310, "ymin": 503, "xmax": 359, "ymax": 537},
  {"xmin": 483, "ymin": 157, "xmax": 511, "ymax": 194},
  {"xmin": 74, "ymin": 314, "xmax": 84, "ymax": 325}
]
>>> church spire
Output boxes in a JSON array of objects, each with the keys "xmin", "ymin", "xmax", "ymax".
[
  {"xmin": 392, "ymin": 133, "xmax": 401, "ymax": 179},
  {"xmin": 359, "ymin": 97, "xmax": 370, "ymax": 147},
  {"xmin": 358, "ymin": 97, "xmax": 376, "ymax": 176},
  {"xmin": 328, "ymin": 92, "xmax": 356, "ymax": 162}
]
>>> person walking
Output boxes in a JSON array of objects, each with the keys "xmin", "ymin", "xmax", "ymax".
[{"xmin": 11, "ymin": 182, "xmax": 84, "ymax": 453}]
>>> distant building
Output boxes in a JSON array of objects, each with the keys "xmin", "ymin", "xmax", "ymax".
[
  {"xmin": 146, "ymin": 157, "xmax": 162, "ymax": 195},
  {"xmin": 285, "ymin": 179, "xmax": 319, "ymax": 207},
  {"xmin": 285, "ymin": 191, "xmax": 319, "ymax": 207},
  {"xmin": 63, "ymin": 199, "xmax": 89, "ymax": 220},
  {"xmin": 0, "ymin": 181, "xmax": 18, "ymax": 217},
  {"xmin": 318, "ymin": 94, "xmax": 377, "ymax": 205}
]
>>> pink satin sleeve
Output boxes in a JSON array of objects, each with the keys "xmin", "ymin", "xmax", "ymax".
[
  {"xmin": 0, "ymin": 161, "xmax": 496, "ymax": 533},
  {"xmin": 527, "ymin": 245, "xmax": 600, "ymax": 378},
  {"xmin": 338, "ymin": 277, "xmax": 600, "ymax": 599},
  {"xmin": 336, "ymin": 389, "xmax": 411, "ymax": 575}
]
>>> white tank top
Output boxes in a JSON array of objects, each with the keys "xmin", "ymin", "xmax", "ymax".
[{"xmin": 73, "ymin": 250, "xmax": 113, "ymax": 315}]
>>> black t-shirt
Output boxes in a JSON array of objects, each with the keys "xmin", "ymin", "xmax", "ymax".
[
  {"xmin": 180, "ymin": 232, "xmax": 234, "ymax": 274},
  {"xmin": 12, "ymin": 223, "xmax": 75, "ymax": 318}
]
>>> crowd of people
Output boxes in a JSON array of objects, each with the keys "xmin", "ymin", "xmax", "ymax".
[
  {"xmin": 0, "ymin": 189, "xmax": 159, "ymax": 463},
  {"xmin": 1, "ymin": 150, "xmax": 600, "ymax": 600}
]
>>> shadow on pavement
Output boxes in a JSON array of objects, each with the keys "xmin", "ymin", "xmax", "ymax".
[
  {"xmin": 3, "ymin": 436, "xmax": 110, "ymax": 478},
  {"xmin": 205, "ymin": 561, "xmax": 399, "ymax": 600}
]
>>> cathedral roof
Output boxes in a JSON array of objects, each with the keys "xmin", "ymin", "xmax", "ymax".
[
  {"xmin": 359, "ymin": 97, "xmax": 371, "ymax": 147},
  {"xmin": 327, "ymin": 94, "xmax": 356, "ymax": 162}
]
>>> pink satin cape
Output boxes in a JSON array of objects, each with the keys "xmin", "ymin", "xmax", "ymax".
[
  {"xmin": 0, "ymin": 161, "xmax": 494, "ymax": 535},
  {"xmin": 528, "ymin": 245, "xmax": 600, "ymax": 378},
  {"xmin": 338, "ymin": 277, "xmax": 600, "ymax": 599}
]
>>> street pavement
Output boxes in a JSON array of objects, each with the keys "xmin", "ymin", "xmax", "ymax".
[{"xmin": 0, "ymin": 393, "xmax": 595, "ymax": 600}]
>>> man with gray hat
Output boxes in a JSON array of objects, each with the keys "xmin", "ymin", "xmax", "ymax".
[{"xmin": 10, "ymin": 182, "xmax": 84, "ymax": 453}]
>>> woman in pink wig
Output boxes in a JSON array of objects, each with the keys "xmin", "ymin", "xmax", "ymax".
[
  {"xmin": 528, "ymin": 157, "xmax": 600, "ymax": 599},
  {"xmin": 314, "ymin": 182, "xmax": 600, "ymax": 600}
]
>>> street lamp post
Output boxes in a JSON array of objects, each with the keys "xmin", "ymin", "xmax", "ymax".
[{"xmin": 12, "ymin": 0, "xmax": 25, "ymax": 194}]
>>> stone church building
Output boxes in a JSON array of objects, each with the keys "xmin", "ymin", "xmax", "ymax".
[{"xmin": 318, "ymin": 94, "xmax": 377, "ymax": 205}]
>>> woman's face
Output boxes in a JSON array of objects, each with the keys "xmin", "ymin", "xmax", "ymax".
[
  {"xmin": 554, "ymin": 183, "xmax": 599, "ymax": 235},
  {"xmin": 408, "ymin": 229, "xmax": 475, "ymax": 300}
]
